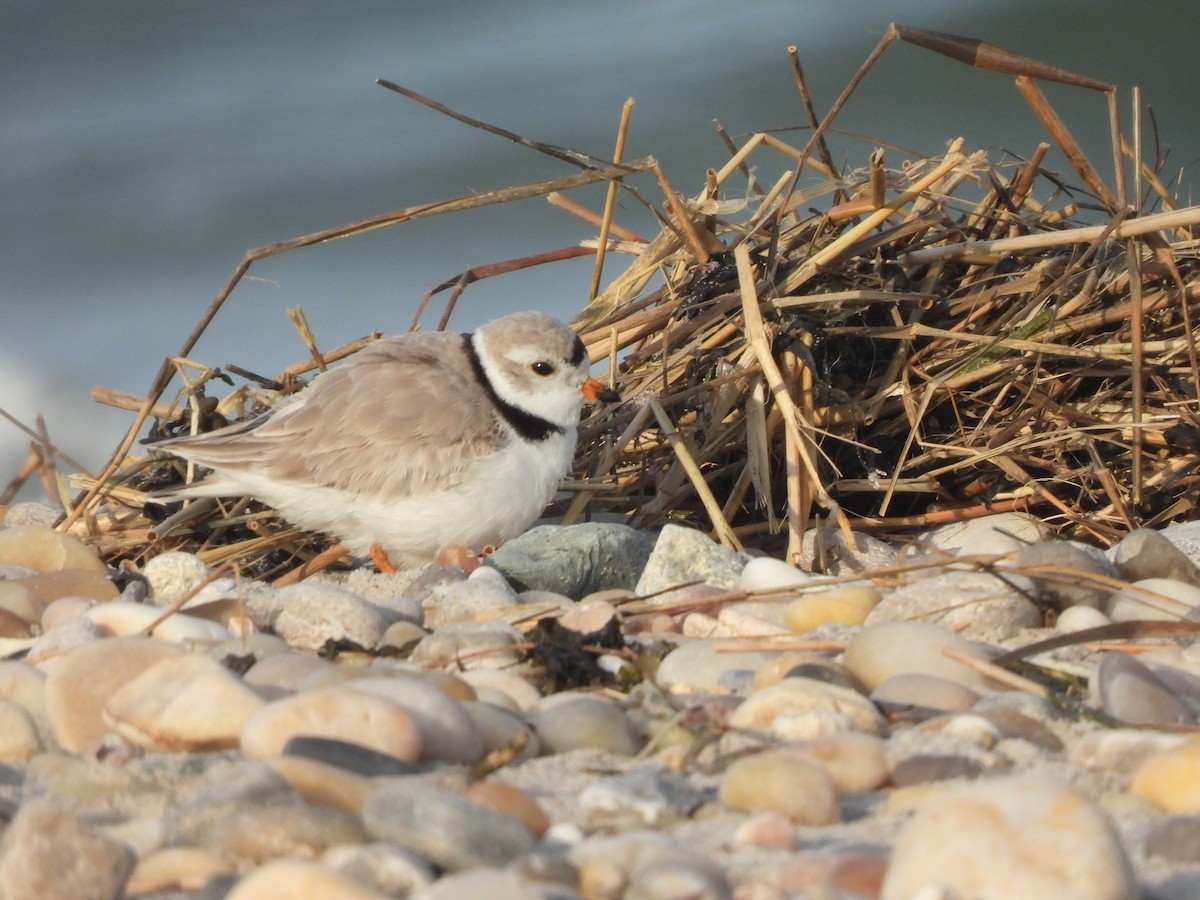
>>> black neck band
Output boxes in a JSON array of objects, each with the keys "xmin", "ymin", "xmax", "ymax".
[{"xmin": 463, "ymin": 334, "xmax": 563, "ymax": 443}]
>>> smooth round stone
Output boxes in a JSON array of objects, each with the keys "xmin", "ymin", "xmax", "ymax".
[
  {"xmin": 1070, "ymin": 729, "xmax": 1190, "ymax": 775},
  {"xmin": 739, "ymin": 556, "xmax": 812, "ymax": 591},
  {"xmin": 422, "ymin": 566, "xmax": 522, "ymax": 628},
  {"xmin": 240, "ymin": 686, "xmax": 422, "ymax": 762},
  {"xmin": 718, "ymin": 749, "xmax": 840, "ymax": 825},
  {"xmin": 274, "ymin": 582, "xmax": 386, "ymax": 651},
  {"xmin": 890, "ymin": 753, "xmax": 983, "ymax": 786},
  {"xmin": 407, "ymin": 622, "xmax": 522, "ymax": 672},
  {"xmin": 626, "ymin": 861, "xmax": 730, "ymax": 900},
  {"xmin": 0, "ymin": 661, "xmax": 47, "ymax": 725},
  {"xmin": 872, "ymin": 673, "xmax": 980, "ymax": 714},
  {"xmin": 531, "ymin": 692, "xmax": 640, "ymax": 755},
  {"xmin": 379, "ymin": 621, "xmax": 426, "ymax": 653},
  {"xmin": 0, "ymin": 698, "xmax": 41, "ymax": 761},
  {"xmin": 971, "ymin": 704, "xmax": 1062, "ymax": 752},
  {"xmin": 126, "ymin": 846, "xmax": 236, "ymax": 894},
  {"xmin": 0, "ymin": 524, "xmax": 107, "ymax": 574},
  {"xmin": 459, "ymin": 670, "xmax": 541, "ymax": 711},
  {"xmin": 418, "ymin": 867, "xmax": 565, "ymax": 900},
  {"xmin": 655, "ymin": 640, "xmax": 773, "ymax": 694},
  {"xmin": 882, "ymin": 776, "xmax": 1136, "ymax": 900},
  {"xmin": 1055, "ymin": 604, "xmax": 1112, "ymax": 632},
  {"xmin": 753, "ymin": 653, "xmax": 865, "ymax": 693},
  {"xmin": 842, "ymin": 621, "xmax": 996, "ymax": 693},
  {"xmin": 464, "ymin": 780, "xmax": 550, "ymax": 838},
  {"xmin": 730, "ymin": 676, "xmax": 887, "ymax": 737},
  {"xmin": 788, "ymin": 732, "xmax": 889, "ymax": 792},
  {"xmin": 1107, "ymin": 577, "xmax": 1200, "ymax": 622},
  {"xmin": 244, "ymin": 651, "xmax": 334, "ymax": 695},
  {"xmin": 364, "ymin": 780, "xmax": 537, "ymax": 872},
  {"xmin": 343, "ymin": 675, "xmax": 483, "ymax": 764},
  {"xmin": 104, "ymin": 652, "xmax": 267, "ymax": 751},
  {"xmin": 1111, "ymin": 527, "xmax": 1200, "ymax": 586},
  {"xmin": 1004, "ymin": 540, "xmax": 1118, "ymax": 610},
  {"xmin": 44, "ymin": 635, "xmax": 185, "ymax": 752},
  {"xmin": 715, "ymin": 600, "xmax": 791, "ymax": 636},
  {"xmin": 0, "ymin": 580, "xmax": 44, "ymax": 625},
  {"xmin": 865, "ymin": 570, "xmax": 1039, "ymax": 640},
  {"xmin": 40, "ymin": 595, "xmax": 96, "ymax": 631},
  {"xmin": 85, "ymin": 601, "xmax": 232, "ymax": 641},
  {"xmin": 141, "ymin": 551, "xmax": 212, "ymax": 606},
  {"xmin": 731, "ymin": 811, "xmax": 796, "ymax": 848},
  {"xmin": 0, "ymin": 797, "xmax": 135, "ymax": 899},
  {"xmin": 16, "ymin": 569, "xmax": 118, "ymax": 603},
  {"xmin": 916, "ymin": 511, "xmax": 1047, "ymax": 556},
  {"xmin": 784, "ymin": 586, "xmax": 881, "ymax": 633},
  {"xmin": 267, "ymin": 755, "xmax": 373, "ymax": 815},
  {"xmin": 1092, "ymin": 652, "xmax": 1193, "ymax": 726},
  {"xmin": 798, "ymin": 526, "xmax": 897, "ymax": 575},
  {"xmin": 25, "ymin": 614, "xmax": 101, "ymax": 665},
  {"xmin": 485, "ymin": 522, "xmax": 655, "ymax": 596},
  {"xmin": 559, "ymin": 599, "xmax": 619, "ymax": 634},
  {"xmin": 282, "ymin": 735, "xmax": 424, "ymax": 778},
  {"xmin": 0, "ymin": 607, "xmax": 32, "ymax": 638},
  {"xmin": 226, "ymin": 860, "xmax": 390, "ymax": 900},
  {"xmin": 463, "ymin": 701, "xmax": 540, "ymax": 762},
  {"xmin": 322, "ymin": 843, "xmax": 435, "ymax": 898},
  {"xmin": 1132, "ymin": 739, "xmax": 1200, "ymax": 812}
]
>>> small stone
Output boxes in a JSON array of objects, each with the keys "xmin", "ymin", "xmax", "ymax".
[
  {"xmin": 486, "ymin": 522, "xmax": 655, "ymax": 596},
  {"xmin": 891, "ymin": 753, "xmax": 984, "ymax": 786},
  {"xmin": 626, "ymin": 861, "xmax": 730, "ymax": 900},
  {"xmin": 788, "ymin": 731, "xmax": 890, "ymax": 792},
  {"xmin": 1132, "ymin": 739, "xmax": 1200, "ymax": 812},
  {"xmin": 881, "ymin": 776, "xmax": 1137, "ymax": 900},
  {"xmin": 783, "ymin": 586, "xmax": 881, "ymax": 633},
  {"xmin": 85, "ymin": 601, "xmax": 232, "ymax": 641},
  {"xmin": 635, "ymin": 524, "xmax": 748, "ymax": 602},
  {"xmin": 407, "ymin": 621, "xmax": 521, "ymax": 672},
  {"xmin": 1143, "ymin": 815, "xmax": 1200, "ymax": 862},
  {"xmin": 798, "ymin": 526, "xmax": 897, "ymax": 575},
  {"xmin": 559, "ymin": 598, "xmax": 619, "ymax": 634},
  {"xmin": 0, "ymin": 579, "xmax": 45, "ymax": 625},
  {"xmin": 1111, "ymin": 527, "xmax": 1200, "ymax": 586},
  {"xmin": 275, "ymin": 582, "xmax": 386, "ymax": 650},
  {"xmin": 0, "ymin": 797, "xmax": 135, "ymax": 900},
  {"xmin": 0, "ymin": 698, "xmax": 41, "ymax": 762},
  {"xmin": 1071, "ymin": 729, "xmax": 1189, "ymax": 776},
  {"xmin": 731, "ymin": 811, "xmax": 796, "ymax": 848},
  {"xmin": 0, "ymin": 661, "xmax": 47, "ymax": 725},
  {"xmin": 531, "ymin": 692, "xmax": 640, "ymax": 755},
  {"xmin": 244, "ymin": 651, "xmax": 333, "ymax": 695},
  {"xmin": 913, "ymin": 511, "xmax": 1047, "ymax": 556},
  {"xmin": 3, "ymin": 502, "xmax": 60, "ymax": 527},
  {"xmin": 842, "ymin": 621, "xmax": 997, "ymax": 693},
  {"xmin": 865, "ymin": 570, "xmax": 1039, "ymax": 640},
  {"xmin": 1107, "ymin": 577, "xmax": 1200, "ymax": 622},
  {"xmin": 15, "ymin": 569, "xmax": 118, "ymax": 604},
  {"xmin": 104, "ymin": 652, "xmax": 267, "ymax": 751},
  {"xmin": 718, "ymin": 749, "xmax": 840, "ymax": 825},
  {"xmin": 464, "ymin": 780, "xmax": 550, "ymax": 838},
  {"xmin": 417, "ymin": 868, "xmax": 561, "ymax": 900},
  {"xmin": 225, "ymin": 859, "xmax": 390, "ymax": 900},
  {"xmin": 579, "ymin": 763, "xmax": 704, "ymax": 829},
  {"xmin": 738, "ymin": 556, "xmax": 812, "ymax": 591},
  {"xmin": 462, "ymin": 701, "xmax": 540, "ymax": 762},
  {"xmin": 44, "ymin": 636, "xmax": 185, "ymax": 753},
  {"xmin": 872, "ymin": 673, "xmax": 980, "ymax": 714},
  {"xmin": 1004, "ymin": 540, "xmax": 1118, "ymax": 610},
  {"xmin": 363, "ymin": 780, "xmax": 536, "ymax": 872},
  {"xmin": 343, "ymin": 675, "xmax": 484, "ymax": 764},
  {"xmin": 267, "ymin": 755, "xmax": 373, "ymax": 815},
  {"xmin": 1093, "ymin": 652, "xmax": 1194, "ymax": 726},
  {"xmin": 240, "ymin": 686, "xmax": 422, "ymax": 763},
  {"xmin": 322, "ymin": 843, "xmax": 435, "ymax": 897},
  {"xmin": 0, "ymin": 524, "xmax": 107, "ymax": 574},
  {"xmin": 141, "ymin": 551, "xmax": 212, "ymax": 606},
  {"xmin": 422, "ymin": 566, "xmax": 521, "ymax": 628},
  {"xmin": 459, "ymin": 670, "xmax": 541, "ymax": 711},
  {"xmin": 728, "ymin": 676, "xmax": 887, "ymax": 738},
  {"xmin": 1055, "ymin": 604, "xmax": 1113, "ymax": 632},
  {"xmin": 655, "ymin": 639, "xmax": 773, "ymax": 694},
  {"xmin": 126, "ymin": 846, "xmax": 236, "ymax": 894}
]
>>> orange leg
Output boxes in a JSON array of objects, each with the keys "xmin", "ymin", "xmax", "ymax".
[{"xmin": 370, "ymin": 542, "xmax": 397, "ymax": 575}]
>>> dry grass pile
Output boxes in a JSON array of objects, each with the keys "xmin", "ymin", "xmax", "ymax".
[{"xmin": 10, "ymin": 24, "xmax": 1200, "ymax": 581}]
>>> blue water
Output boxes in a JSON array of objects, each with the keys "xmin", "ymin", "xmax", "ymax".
[{"xmin": 3, "ymin": 0, "xmax": 1199, "ymax": 495}]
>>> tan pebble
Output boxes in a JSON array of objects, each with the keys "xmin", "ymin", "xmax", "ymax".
[
  {"xmin": 580, "ymin": 588, "xmax": 637, "ymax": 606},
  {"xmin": 937, "ymin": 713, "xmax": 1002, "ymax": 748},
  {"xmin": 681, "ymin": 611, "xmax": 728, "ymax": 637},
  {"xmin": 104, "ymin": 652, "xmax": 266, "ymax": 751},
  {"xmin": 1131, "ymin": 739, "xmax": 1200, "ymax": 812},
  {"xmin": 16, "ymin": 568, "xmax": 117, "ymax": 603},
  {"xmin": 226, "ymin": 859, "xmax": 390, "ymax": 900},
  {"xmin": 871, "ymin": 672, "xmax": 980, "ymax": 713},
  {"xmin": 718, "ymin": 749, "xmax": 840, "ymax": 825},
  {"xmin": 532, "ymin": 692, "xmax": 640, "ymax": 755},
  {"xmin": 1070, "ymin": 729, "xmax": 1188, "ymax": 774},
  {"xmin": 883, "ymin": 782, "xmax": 953, "ymax": 815},
  {"xmin": 41, "ymin": 596, "xmax": 96, "ymax": 631},
  {"xmin": 267, "ymin": 755, "xmax": 372, "ymax": 815},
  {"xmin": 717, "ymin": 603, "xmax": 792, "ymax": 637},
  {"xmin": 0, "ymin": 698, "xmax": 41, "ymax": 761},
  {"xmin": 86, "ymin": 601, "xmax": 231, "ymax": 641},
  {"xmin": 0, "ymin": 580, "xmax": 44, "ymax": 625},
  {"xmin": 647, "ymin": 613, "xmax": 679, "ymax": 633},
  {"xmin": 434, "ymin": 543, "xmax": 485, "ymax": 572},
  {"xmin": 0, "ymin": 525, "xmax": 107, "ymax": 574},
  {"xmin": 559, "ymin": 599, "xmax": 618, "ymax": 634},
  {"xmin": 345, "ymin": 675, "xmax": 482, "ymax": 763},
  {"xmin": 789, "ymin": 731, "xmax": 889, "ymax": 792},
  {"xmin": 417, "ymin": 670, "xmax": 477, "ymax": 703},
  {"xmin": 729, "ymin": 676, "xmax": 887, "ymax": 737},
  {"xmin": 754, "ymin": 652, "xmax": 839, "ymax": 691},
  {"xmin": 244, "ymin": 652, "xmax": 334, "ymax": 695},
  {"xmin": 44, "ymin": 636, "xmax": 185, "ymax": 752},
  {"xmin": 1055, "ymin": 604, "xmax": 1112, "ymax": 632},
  {"xmin": 881, "ymin": 776, "xmax": 1137, "ymax": 900},
  {"xmin": 842, "ymin": 621, "xmax": 996, "ymax": 692},
  {"xmin": 127, "ymin": 846, "xmax": 236, "ymax": 893},
  {"xmin": 731, "ymin": 811, "xmax": 796, "ymax": 848},
  {"xmin": 0, "ymin": 608, "xmax": 32, "ymax": 638},
  {"xmin": 240, "ymin": 686, "xmax": 422, "ymax": 762},
  {"xmin": 380, "ymin": 620, "xmax": 426, "ymax": 652},
  {"xmin": 462, "ymin": 700, "xmax": 540, "ymax": 761},
  {"xmin": 0, "ymin": 661, "xmax": 46, "ymax": 723},
  {"xmin": 783, "ymin": 586, "xmax": 881, "ymax": 633},
  {"xmin": 464, "ymin": 780, "xmax": 550, "ymax": 838},
  {"xmin": 459, "ymin": 669, "xmax": 541, "ymax": 710},
  {"xmin": 828, "ymin": 852, "xmax": 889, "ymax": 899}
]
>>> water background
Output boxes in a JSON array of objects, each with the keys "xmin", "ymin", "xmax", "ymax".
[{"xmin": 4, "ymin": 0, "xmax": 1199, "ymax": 498}]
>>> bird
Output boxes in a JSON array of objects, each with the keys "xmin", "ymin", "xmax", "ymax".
[{"xmin": 150, "ymin": 311, "xmax": 619, "ymax": 570}]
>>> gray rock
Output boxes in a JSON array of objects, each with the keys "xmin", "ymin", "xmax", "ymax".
[
  {"xmin": 364, "ymin": 779, "xmax": 536, "ymax": 872},
  {"xmin": 864, "ymin": 569, "xmax": 1040, "ymax": 641},
  {"xmin": 636, "ymin": 525, "xmax": 748, "ymax": 600},
  {"xmin": 1005, "ymin": 540, "xmax": 1119, "ymax": 611},
  {"xmin": 890, "ymin": 753, "xmax": 985, "ymax": 786},
  {"xmin": 1110, "ymin": 528, "xmax": 1200, "ymax": 587},
  {"xmin": 578, "ymin": 763, "xmax": 706, "ymax": 829},
  {"xmin": 0, "ymin": 797, "xmax": 135, "ymax": 900},
  {"xmin": 1092, "ymin": 653, "xmax": 1194, "ymax": 727},
  {"xmin": 487, "ymin": 523, "xmax": 655, "ymax": 597},
  {"xmin": 274, "ymin": 581, "xmax": 387, "ymax": 650},
  {"xmin": 798, "ymin": 526, "xmax": 897, "ymax": 575},
  {"xmin": 531, "ymin": 693, "xmax": 641, "ymax": 756}
]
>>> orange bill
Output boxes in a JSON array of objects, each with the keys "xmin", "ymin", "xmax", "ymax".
[{"xmin": 582, "ymin": 376, "xmax": 620, "ymax": 403}]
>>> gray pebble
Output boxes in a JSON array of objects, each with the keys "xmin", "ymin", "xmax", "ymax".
[
  {"xmin": 1111, "ymin": 528, "xmax": 1200, "ymax": 586},
  {"xmin": 487, "ymin": 523, "xmax": 656, "ymax": 596},
  {"xmin": 274, "ymin": 581, "xmax": 386, "ymax": 651},
  {"xmin": 532, "ymin": 693, "xmax": 640, "ymax": 756},
  {"xmin": 578, "ymin": 763, "xmax": 705, "ymax": 829},
  {"xmin": 798, "ymin": 525, "xmax": 897, "ymax": 575},
  {"xmin": 1092, "ymin": 653, "xmax": 1194, "ymax": 726},
  {"xmin": 635, "ymin": 525, "xmax": 748, "ymax": 601}
]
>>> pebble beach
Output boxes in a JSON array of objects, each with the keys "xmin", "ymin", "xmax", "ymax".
[{"xmin": 2, "ymin": 504, "xmax": 1200, "ymax": 899}]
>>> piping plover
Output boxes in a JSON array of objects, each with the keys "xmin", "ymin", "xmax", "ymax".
[{"xmin": 152, "ymin": 311, "xmax": 618, "ymax": 568}]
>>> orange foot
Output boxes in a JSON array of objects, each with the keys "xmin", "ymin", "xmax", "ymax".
[{"xmin": 370, "ymin": 542, "xmax": 397, "ymax": 575}]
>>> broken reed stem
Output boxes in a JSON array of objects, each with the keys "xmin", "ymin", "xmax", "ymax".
[{"xmin": 589, "ymin": 98, "xmax": 635, "ymax": 302}]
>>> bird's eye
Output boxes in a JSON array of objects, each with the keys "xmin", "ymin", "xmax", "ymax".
[{"xmin": 530, "ymin": 361, "xmax": 555, "ymax": 376}]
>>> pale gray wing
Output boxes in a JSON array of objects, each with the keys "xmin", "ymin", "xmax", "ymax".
[{"xmin": 160, "ymin": 333, "xmax": 507, "ymax": 498}]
